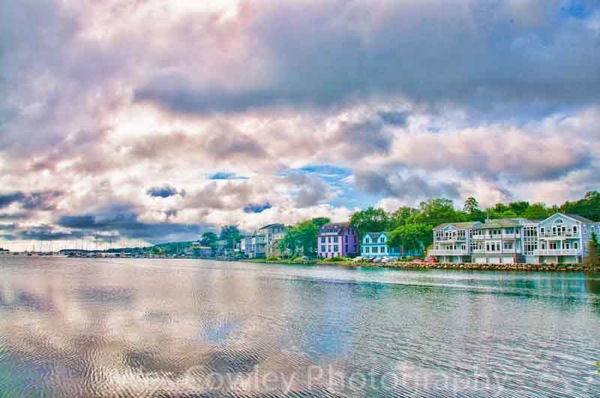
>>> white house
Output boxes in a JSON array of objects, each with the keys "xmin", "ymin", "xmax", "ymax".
[
  {"xmin": 242, "ymin": 223, "xmax": 287, "ymax": 258},
  {"xmin": 430, "ymin": 221, "xmax": 481, "ymax": 263},
  {"xmin": 430, "ymin": 213, "xmax": 599, "ymax": 264},
  {"xmin": 470, "ymin": 218, "xmax": 530, "ymax": 264}
]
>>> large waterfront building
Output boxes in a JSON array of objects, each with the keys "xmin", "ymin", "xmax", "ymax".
[
  {"xmin": 471, "ymin": 218, "xmax": 528, "ymax": 264},
  {"xmin": 430, "ymin": 213, "xmax": 598, "ymax": 264},
  {"xmin": 429, "ymin": 221, "xmax": 481, "ymax": 263},
  {"xmin": 317, "ymin": 222, "xmax": 359, "ymax": 259},
  {"xmin": 534, "ymin": 213, "xmax": 597, "ymax": 264}
]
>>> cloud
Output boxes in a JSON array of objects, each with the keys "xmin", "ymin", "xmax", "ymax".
[
  {"xmin": 243, "ymin": 202, "xmax": 272, "ymax": 213},
  {"xmin": 0, "ymin": 191, "xmax": 62, "ymax": 210},
  {"xmin": 378, "ymin": 111, "xmax": 409, "ymax": 127},
  {"xmin": 1, "ymin": 0, "xmax": 599, "ymax": 249},
  {"xmin": 147, "ymin": 185, "xmax": 185, "ymax": 198},
  {"xmin": 388, "ymin": 121, "xmax": 594, "ymax": 182},
  {"xmin": 0, "ymin": 192, "xmax": 24, "ymax": 209},
  {"xmin": 331, "ymin": 118, "xmax": 392, "ymax": 157},
  {"xmin": 57, "ymin": 207, "xmax": 208, "ymax": 243},
  {"xmin": 285, "ymin": 173, "xmax": 331, "ymax": 208},
  {"xmin": 16, "ymin": 227, "xmax": 85, "ymax": 242},
  {"xmin": 133, "ymin": 0, "xmax": 600, "ymax": 115},
  {"xmin": 354, "ymin": 167, "xmax": 461, "ymax": 201}
]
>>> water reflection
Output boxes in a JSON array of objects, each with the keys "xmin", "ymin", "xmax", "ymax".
[{"xmin": 0, "ymin": 257, "xmax": 598, "ymax": 396}]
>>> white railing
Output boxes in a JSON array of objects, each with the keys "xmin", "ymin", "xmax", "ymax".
[
  {"xmin": 472, "ymin": 249, "xmax": 517, "ymax": 254},
  {"xmin": 540, "ymin": 232, "xmax": 578, "ymax": 238},
  {"xmin": 472, "ymin": 234, "xmax": 519, "ymax": 240},
  {"xmin": 435, "ymin": 236, "xmax": 467, "ymax": 241},
  {"xmin": 429, "ymin": 249, "xmax": 469, "ymax": 256},
  {"xmin": 533, "ymin": 249, "xmax": 578, "ymax": 256}
]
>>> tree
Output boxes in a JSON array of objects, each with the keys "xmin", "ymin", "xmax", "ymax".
[
  {"xmin": 389, "ymin": 224, "xmax": 432, "ymax": 256},
  {"xmin": 278, "ymin": 227, "xmax": 301, "ymax": 256},
  {"xmin": 523, "ymin": 203, "xmax": 551, "ymax": 220},
  {"xmin": 463, "ymin": 197, "xmax": 486, "ymax": 222},
  {"xmin": 508, "ymin": 201, "xmax": 530, "ymax": 216},
  {"xmin": 409, "ymin": 198, "xmax": 465, "ymax": 227},
  {"xmin": 584, "ymin": 231, "xmax": 599, "ymax": 268},
  {"xmin": 388, "ymin": 206, "xmax": 418, "ymax": 230},
  {"xmin": 350, "ymin": 207, "xmax": 389, "ymax": 236},
  {"xmin": 220, "ymin": 225, "xmax": 241, "ymax": 249},
  {"xmin": 278, "ymin": 217, "xmax": 330, "ymax": 257},
  {"xmin": 560, "ymin": 191, "xmax": 600, "ymax": 222},
  {"xmin": 200, "ymin": 232, "xmax": 218, "ymax": 247}
]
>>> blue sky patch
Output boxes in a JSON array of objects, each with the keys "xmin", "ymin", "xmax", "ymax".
[{"xmin": 209, "ymin": 172, "xmax": 248, "ymax": 180}]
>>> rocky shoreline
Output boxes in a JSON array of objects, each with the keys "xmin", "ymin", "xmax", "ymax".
[
  {"xmin": 242, "ymin": 259, "xmax": 599, "ymax": 272},
  {"xmin": 381, "ymin": 262, "xmax": 598, "ymax": 272}
]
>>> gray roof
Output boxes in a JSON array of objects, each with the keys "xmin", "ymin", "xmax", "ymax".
[
  {"xmin": 564, "ymin": 213, "xmax": 595, "ymax": 224},
  {"xmin": 258, "ymin": 223, "xmax": 285, "ymax": 230},
  {"xmin": 363, "ymin": 232, "xmax": 387, "ymax": 241},
  {"xmin": 473, "ymin": 219, "xmax": 522, "ymax": 229},
  {"xmin": 434, "ymin": 221, "xmax": 480, "ymax": 231}
]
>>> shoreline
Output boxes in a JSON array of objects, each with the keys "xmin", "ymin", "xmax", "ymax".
[{"xmin": 241, "ymin": 259, "xmax": 599, "ymax": 273}]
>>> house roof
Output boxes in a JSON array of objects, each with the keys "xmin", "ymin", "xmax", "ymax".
[
  {"xmin": 322, "ymin": 222, "xmax": 350, "ymax": 228},
  {"xmin": 473, "ymin": 219, "xmax": 521, "ymax": 229},
  {"xmin": 258, "ymin": 223, "xmax": 285, "ymax": 230},
  {"xmin": 433, "ymin": 221, "xmax": 480, "ymax": 231},
  {"xmin": 363, "ymin": 232, "xmax": 387, "ymax": 241},
  {"xmin": 564, "ymin": 213, "xmax": 595, "ymax": 224},
  {"xmin": 319, "ymin": 222, "xmax": 353, "ymax": 235}
]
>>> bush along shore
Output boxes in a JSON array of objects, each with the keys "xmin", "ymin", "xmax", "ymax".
[{"xmin": 241, "ymin": 258, "xmax": 599, "ymax": 272}]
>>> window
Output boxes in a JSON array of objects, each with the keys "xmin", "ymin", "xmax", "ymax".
[
  {"xmin": 321, "ymin": 237, "xmax": 325, "ymax": 243},
  {"xmin": 379, "ymin": 237, "xmax": 385, "ymax": 243},
  {"xmin": 334, "ymin": 245, "xmax": 339, "ymax": 252},
  {"xmin": 573, "ymin": 226, "xmax": 578, "ymax": 234},
  {"xmin": 574, "ymin": 242, "xmax": 578, "ymax": 249},
  {"xmin": 345, "ymin": 235, "xmax": 348, "ymax": 243},
  {"xmin": 328, "ymin": 237, "xmax": 332, "ymax": 243},
  {"xmin": 365, "ymin": 247, "xmax": 370, "ymax": 253},
  {"xmin": 321, "ymin": 246, "xmax": 326, "ymax": 253}
]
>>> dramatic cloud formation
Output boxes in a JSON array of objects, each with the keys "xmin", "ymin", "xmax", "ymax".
[{"xmin": 1, "ymin": 0, "xmax": 599, "ymax": 249}]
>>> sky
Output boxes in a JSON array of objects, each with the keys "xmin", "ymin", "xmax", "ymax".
[{"xmin": 1, "ymin": 0, "xmax": 599, "ymax": 250}]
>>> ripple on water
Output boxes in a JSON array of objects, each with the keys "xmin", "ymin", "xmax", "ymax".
[{"xmin": 0, "ymin": 258, "xmax": 599, "ymax": 396}]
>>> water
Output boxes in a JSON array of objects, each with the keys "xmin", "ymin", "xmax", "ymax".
[{"xmin": 0, "ymin": 257, "xmax": 598, "ymax": 397}]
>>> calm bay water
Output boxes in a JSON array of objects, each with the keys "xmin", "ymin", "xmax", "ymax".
[{"xmin": 0, "ymin": 257, "xmax": 599, "ymax": 397}]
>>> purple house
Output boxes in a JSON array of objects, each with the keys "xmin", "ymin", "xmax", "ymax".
[{"xmin": 317, "ymin": 222, "xmax": 359, "ymax": 259}]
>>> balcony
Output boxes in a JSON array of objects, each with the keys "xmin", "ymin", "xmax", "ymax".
[
  {"xmin": 435, "ymin": 236, "xmax": 467, "ymax": 242},
  {"xmin": 472, "ymin": 234, "xmax": 520, "ymax": 240},
  {"xmin": 472, "ymin": 249, "xmax": 517, "ymax": 254},
  {"xmin": 430, "ymin": 249, "xmax": 469, "ymax": 256},
  {"xmin": 540, "ymin": 232, "xmax": 578, "ymax": 238},
  {"xmin": 533, "ymin": 249, "xmax": 579, "ymax": 256}
]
